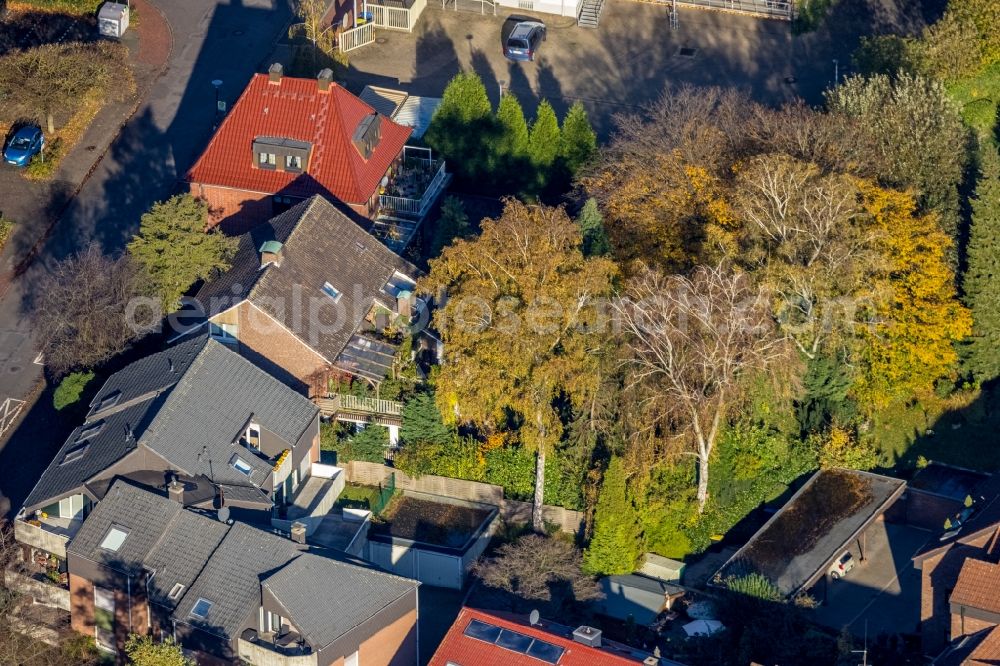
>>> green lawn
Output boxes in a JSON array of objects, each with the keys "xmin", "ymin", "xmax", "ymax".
[
  {"xmin": 947, "ymin": 61, "xmax": 1000, "ymax": 140},
  {"xmin": 15, "ymin": 0, "xmax": 103, "ymax": 14},
  {"xmin": 335, "ymin": 483, "xmax": 381, "ymax": 511}
]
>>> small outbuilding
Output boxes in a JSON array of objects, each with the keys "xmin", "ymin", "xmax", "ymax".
[
  {"xmin": 596, "ymin": 573, "xmax": 686, "ymax": 625},
  {"xmin": 98, "ymin": 2, "xmax": 130, "ymax": 39},
  {"xmin": 640, "ymin": 552, "xmax": 686, "ymax": 582}
]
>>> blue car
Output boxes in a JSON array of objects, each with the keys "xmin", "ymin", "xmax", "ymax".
[
  {"xmin": 502, "ymin": 17, "xmax": 546, "ymax": 63},
  {"xmin": 3, "ymin": 126, "xmax": 45, "ymax": 167}
]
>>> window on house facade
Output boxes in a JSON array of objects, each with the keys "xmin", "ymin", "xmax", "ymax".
[
  {"xmin": 258, "ymin": 151, "xmax": 276, "ymax": 168},
  {"xmin": 209, "ymin": 322, "xmax": 237, "ymax": 344},
  {"xmin": 321, "ymin": 282, "xmax": 341, "ymax": 302},
  {"xmin": 99, "ymin": 525, "xmax": 129, "ymax": 552},
  {"xmin": 246, "ymin": 422, "xmax": 261, "ymax": 449},
  {"xmin": 285, "ymin": 154, "xmax": 302, "ymax": 171},
  {"xmin": 345, "ymin": 650, "xmax": 359, "ymax": 666},
  {"xmin": 58, "ymin": 494, "xmax": 85, "ymax": 520},
  {"xmin": 94, "ymin": 586, "xmax": 115, "ymax": 651},
  {"xmin": 267, "ymin": 610, "xmax": 283, "ymax": 634}
]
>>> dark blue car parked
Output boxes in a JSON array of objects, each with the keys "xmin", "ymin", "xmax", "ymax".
[{"xmin": 4, "ymin": 126, "xmax": 45, "ymax": 167}]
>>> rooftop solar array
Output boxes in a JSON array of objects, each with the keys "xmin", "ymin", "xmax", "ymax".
[{"xmin": 463, "ymin": 619, "xmax": 565, "ymax": 664}]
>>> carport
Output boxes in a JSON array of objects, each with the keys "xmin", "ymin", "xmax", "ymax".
[{"xmin": 712, "ymin": 469, "xmax": 907, "ymax": 602}]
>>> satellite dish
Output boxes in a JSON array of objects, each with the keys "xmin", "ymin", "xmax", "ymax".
[
  {"xmin": 529, "ymin": 610, "xmax": 540, "ymax": 626},
  {"xmin": 218, "ymin": 506, "xmax": 230, "ymax": 523}
]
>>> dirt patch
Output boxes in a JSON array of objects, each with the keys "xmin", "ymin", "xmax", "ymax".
[
  {"xmin": 0, "ymin": 8, "xmax": 96, "ymax": 53},
  {"xmin": 371, "ymin": 496, "xmax": 492, "ymax": 549}
]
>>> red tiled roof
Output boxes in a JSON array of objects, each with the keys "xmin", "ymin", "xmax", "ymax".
[
  {"xmin": 951, "ymin": 558, "xmax": 1000, "ymax": 615},
  {"xmin": 969, "ymin": 626, "xmax": 1000, "ymax": 665},
  {"xmin": 187, "ymin": 73, "xmax": 412, "ymax": 205},
  {"xmin": 428, "ymin": 608, "xmax": 649, "ymax": 666}
]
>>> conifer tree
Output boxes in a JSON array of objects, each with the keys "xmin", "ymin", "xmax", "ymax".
[
  {"xmin": 583, "ymin": 456, "xmax": 642, "ymax": 575},
  {"xmin": 424, "ymin": 72, "xmax": 495, "ymax": 183},
  {"xmin": 496, "ymin": 93, "xmax": 530, "ymax": 192},
  {"xmin": 431, "ymin": 196, "xmax": 470, "ymax": 256},
  {"xmin": 576, "ymin": 198, "xmax": 610, "ymax": 257},
  {"xmin": 528, "ymin": 100, "xmax": 561, "ymax": 192},
  {"xmin": 963, "ymin": 144, "xmax": 1000, "ymax": 382},
  {"xmin": 559, "ymin": 101, "xmax": 597, "ymax": 176}
]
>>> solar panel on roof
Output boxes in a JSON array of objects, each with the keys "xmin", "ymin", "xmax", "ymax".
[
  {"xmin": 497, "ymin": 629, "xmax": 534, "ymax": 652},
  {"xmin": 463, "ymin": 619, "xmax": 566, "ymax": 664},
  {"xmin": 464, "ymin": 619, "xmax": 502, "ymax": 642},
  {"xmin": 527, "ymin": 640, "xmax": 565, "ymax": 664}
]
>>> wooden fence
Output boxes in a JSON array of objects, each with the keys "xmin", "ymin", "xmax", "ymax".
[{"xmin": 343, "ymin": 460, "xmax": 584, "ymax": 533}]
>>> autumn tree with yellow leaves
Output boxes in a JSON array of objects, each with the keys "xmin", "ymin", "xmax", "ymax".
[{"xmin": 421, "ymin": 200, "xmax": 617, "ymax": 531}]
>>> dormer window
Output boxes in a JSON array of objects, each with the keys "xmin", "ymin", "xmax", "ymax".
[
  {"xmin": 246, "ymin": 422, "xmax": 261, "ymax": 449},
  {"xmin": 252, "ymin": 137, "xmax": 311, "ymax": 173},
  {"xmin": 352, "ymin": 113, "xmax": 381, "ymax": 160}
]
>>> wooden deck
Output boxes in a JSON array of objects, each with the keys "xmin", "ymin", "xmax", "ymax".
[{"xmin": 315, "ymin": 393, "xmax": 404, "ymax": 427}]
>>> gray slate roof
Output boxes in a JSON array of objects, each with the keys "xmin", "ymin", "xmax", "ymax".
[
  {"xmin": 263, "ymin": 550, "xmax": 416, "ymax": 649},
  {"xmin": 23, "ymin": 337, "xmax": 318, "ymax": 511},
  {"xmin": 68, "ymin": 480, "xmax": 417, "ymax": 647},
  {"xmin": 195, "ymin": 195, "xmax": 419, "ymax": 366}
]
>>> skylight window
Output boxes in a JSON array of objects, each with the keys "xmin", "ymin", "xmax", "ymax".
[
  {"xmin": 190, "ymin": 598, "xmax": 213, "ymax": 619},
  {"xmin": 462, "ymin": 619, "xmax": 565, "ymax": 664},
  {"xmin": 93, "ymin": 391, "xmax": 121, "ymax": 413},
  {"xmin": 232, "ymin": 456, "xmax": 254, "ymax": 477},
  {"xmin": 168, "ymin": 583, "xmax": 185, "ymax": 600},
  {"xmin": 99, "ymin": 525, "xmax": 129, "ymax": 552},
  {"xmin": 77, "ymin": 421, "xmax": 106, "ymax": 442},
  {"xmin": 61, "ymin": 443, "xmax": 90, "ymax": 465},
  {"xmin": 321, "ymin": 282, "xmax": 341, "ymax": 302}
]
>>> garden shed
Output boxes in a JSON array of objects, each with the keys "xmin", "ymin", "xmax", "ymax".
[
  {"xmin": 97, "ymin": 2, "xmax": 129, "ymax": 38},
  {"xmin": 596, "ymin": 573, "xmax": 685, "ymax": 625},
  {"xmin": 712, "ymin": 468, "xmax": 906, "ymax": 600}
]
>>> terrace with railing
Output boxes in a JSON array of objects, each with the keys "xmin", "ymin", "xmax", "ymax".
[{"xmin": 373, "ymin": 146, "xmax": 450, "ymax": 252}]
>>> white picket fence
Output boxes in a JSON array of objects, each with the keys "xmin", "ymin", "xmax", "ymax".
[{"xmin": 338, "ymin": 22, "xmax": 375, "ymax": 52}]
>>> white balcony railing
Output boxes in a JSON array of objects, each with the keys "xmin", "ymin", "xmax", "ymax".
[{"xmin": 379, "ymin": 159, "xmax": 448, "ymax": 220}]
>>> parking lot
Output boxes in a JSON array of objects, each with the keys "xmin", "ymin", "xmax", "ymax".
[
  {"xmin": 341, "ymin": 1, "xmax": 810, "ymax": 137},
  {"xmin": 811, "ymin": 519, "xmax": 931, "ymax": 637}
]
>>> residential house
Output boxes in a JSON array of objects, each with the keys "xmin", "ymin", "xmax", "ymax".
[
  {"xmin": 429, "ymin": 607, "xmax": 664, "ymax": 665},
  {"xmin": 186, "ymin": 65, "xmax": 448, "ymax": 244},
  {"xmin": 194, "ymin": 194, "xmax": 430, "ymax": 396},
  {"xmin": 914, "ymin": 475, "xmax": 1000, "ymax": 656},
  {"xmin": 66, "ymin": 479, "xmax": 419, "ymax": 664},
  {"xmin": 15, "ymin": 336, "xmax": 321, "ymax": 570}
]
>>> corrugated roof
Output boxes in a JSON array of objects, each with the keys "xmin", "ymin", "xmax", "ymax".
[
  {"xmin": 196, "ymin": 195, "xmax": 419, "ymax": 369},
  {"xmin": 393, "ymin": 95, "xmax": 442, "ymax": 139},
  {"xmin": 263, "ymin": 551, "xmax": 416, "ymax": 649},
  {"xmin": 187, "ymin": 74, "xmax": 412, "ymax": 205},
  {"xmin": 359, "ymin": 85, "xmax": 408, "ymax": 118}
]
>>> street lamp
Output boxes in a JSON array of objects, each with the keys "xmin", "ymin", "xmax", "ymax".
[
  {"xmin": 832, "ymin": 59, "xmax": 839, "ymax": 86},
  {"xmin": 211, "ymin": 79, "xmax": 224, "ymax": 128},
  {"xmin": 498, "ymin": 79, "xmax": 506, "ymax": 100}
]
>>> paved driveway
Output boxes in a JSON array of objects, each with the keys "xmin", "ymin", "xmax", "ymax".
[
  {"xmin": 811, "ymin": 520, "xmax": 931, "ymax": 637},
  {"xmin": 342, "ymin": 2, "xmax": 804, "ymax": 137}
]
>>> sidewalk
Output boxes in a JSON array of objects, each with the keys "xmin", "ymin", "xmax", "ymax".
[{"xmin": 0, "ymin": 0, "xmax": 173, "ymax": 293}]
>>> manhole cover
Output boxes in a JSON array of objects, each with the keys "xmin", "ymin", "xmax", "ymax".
[
  {"xmin": 86, "ymin": 145, "xmax": 96, "ymax": 151},
  {"xmin": 678, "ymin": 47, "xmax": 697, "ymax": 58},
  {"xmin": 8, "ymin": 366, "xmax": 20, "ymax": 373},
  {"xmin": 233, "ymin": 29, "xmax": 245, "ymax": 36},
  {"xmin": 376, "ymin": 37, "xmax": 387, "ymax": 44}
]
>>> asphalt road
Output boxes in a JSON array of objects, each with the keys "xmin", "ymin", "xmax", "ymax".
[{"xmin": 0, "ymin": 0, "xmax": 293, "ymax": 404}]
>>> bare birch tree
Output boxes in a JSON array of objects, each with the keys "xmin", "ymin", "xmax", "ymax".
[{"xmin": 615, "ymin": 264, "xmax": 787, "ymax": 512}]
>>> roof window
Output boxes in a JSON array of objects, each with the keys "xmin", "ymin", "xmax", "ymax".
[
  {"xmin": 231, "ymin": 455, "xmax": 254, "ymax": 477},
  {"xmin": 252, "ymin": 136, "xmax": 311, "ymax": 173},
  {"xmin": 61, "ymin": 442, "xmax": 90, "ymax": 465},
  {"xmin": 190, "ymin": 598, "xmax": 213, "ymax": 619},
  {"xmin": 462, "ymin": 619, "xmax": 564, "ymax": 664},
  {"xmin": 321, "ymin": 282, "xmax": 341, "ymax": 302},
  {"xmin": 93, "ymin": 391, "xmax": 121, "ymax": 414},
  {"xmin": 352, "ymin": 113, "xmax": 382, "ymax": 160},
  {"xmin": 99, "ymin": 525, "xmax": 129, "ymax": 552}
]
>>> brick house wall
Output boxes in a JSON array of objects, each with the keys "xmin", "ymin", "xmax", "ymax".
[
  {"xmin": 69, "ymin": 572, "xmax": 150, "ymax": 661},
  {"xmin": 328, "ymin": 607, "xmax": 418, "ymax": 666},
  {"xmin": 951, "ymin": 610, "xmax": 997, "ymax": 640},
  {"xmin": 210, "ymin": 301, "xmax": 331, "ymax": 396},
  {"xmin": 919, "ymin": 530, "xmax": 997, "ymax": 654},
  {"xmin": 69, "ymin": 572, "xmax": 94, "ymax": 637},
  {"xmin": 190, "ymin": 182, "xmax": 371, "ymax": 235}
]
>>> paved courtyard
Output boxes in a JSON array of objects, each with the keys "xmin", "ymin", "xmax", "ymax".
[
  {"xmin": 811, "ymin": 520, "xmax": 931, "ymax": 637},
  {"xmin": 341, "ymin": 2, "xmax": 806, "ymax": 137}
]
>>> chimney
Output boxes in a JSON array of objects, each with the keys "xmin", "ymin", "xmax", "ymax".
[
  {"xmin": 572, "ymin": 626, "xmax": 602, "ymax": 648},
  {"xmin": 643, "ymin": 658, "xmax": 660, "ymax": 666},
  {"xmin": 290, "ymin": 522, "xmax": 307, "ymax": 544},
  {"xmin": 396, "ymin": 289, "xmax": 414, "ymax": 321},
  {"xmin": 268, "ymin": 63, "xmax": 283, "ymax": 84},
  {"xmin": 167, "ymin": 476, "xmax": 184, "ymax": 504},
  {"xmin": 317, "ymin": 68, "xmax": 334, "ymax": 92},
  {"xmin": 259, "ymin": 240, "xmax": 283, "ymax": 268}
]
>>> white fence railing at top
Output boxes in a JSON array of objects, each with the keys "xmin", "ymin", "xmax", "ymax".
[
  {"xmin": 338, "ymin": 22, "xmax": 374, "ymax": 52},
  {"xmin": 379, "ymin": 160, "xmax": 448, "ymax": 219},
  {"xmin": 368, "ymin": 0, "xmax": 427, "ymax": 32},
  {"xmin": 667, "ymin": 0, "xmax": 793, "ymax": 19}
]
